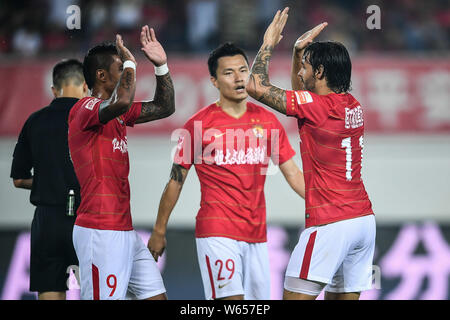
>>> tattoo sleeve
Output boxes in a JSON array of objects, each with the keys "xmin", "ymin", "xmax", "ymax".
[
  {"xmin": 135, "ymin": 73, "xmax": 175, "ymax": 123},
  {"xmin": 169, "ymin": 163, "xmax": 187, "ymax": 184},
  {"xmin": 99, "ymin": 69, "xmax": 136, "ymax": 124},
  {"xmin": 122, "ymin": 70, "xmax": 133, "ymax": 90},
  {"xmin": 248, "ymin": 44, "xmax": 287, "ymax": 114}
]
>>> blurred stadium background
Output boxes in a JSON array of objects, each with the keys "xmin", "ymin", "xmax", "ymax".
[{"xmin": 0, "ymin": 0, "xmax": 449, "ymax": 300}]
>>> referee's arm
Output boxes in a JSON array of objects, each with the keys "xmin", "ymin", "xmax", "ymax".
[
  {"xmin": 11, "ymin": 119, "xmax": 33, "ymax": 190},
  {"xmin": 13, "ymin": 178, "xmax": 33, "ymax": 189}
]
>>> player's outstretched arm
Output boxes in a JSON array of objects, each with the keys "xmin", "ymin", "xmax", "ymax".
[
  {"xmin": 148, "ymin": 163, "xmax": 189, "ymax": 261},
  {"xmin": 99, "ymin": 35, "xmax": 137, "ymax": 124},
  {"xmin": 279, "ymin": 159, "xmax": 305, "ymax": 199},
  {"xmin": 135, "ymin": 26, "xmax": 175, "ymax": 124},
  {"xmin": 291, "ymin": 22, "xmax": 328, "ymax": 90},
  {"xmin": 247, "ymin": 8, "xmax": 289, "ymax": 115}
]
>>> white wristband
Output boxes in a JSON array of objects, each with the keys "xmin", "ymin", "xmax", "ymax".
[
  {"xmin": 123, "ymin": 60, "xmax": 136, "ymax": 72},
  {"xmin": 154, "ymin": 63, "xmax": 169, "ymax": 76}
]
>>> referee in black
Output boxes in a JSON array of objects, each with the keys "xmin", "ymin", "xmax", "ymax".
[{"xmin": 10, "ymin": 59, "xmax": 88, "ymax": 300}]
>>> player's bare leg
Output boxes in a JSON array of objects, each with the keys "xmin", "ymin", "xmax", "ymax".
[
  {"xmin": 149, "ymin": 293, "xmax": 167, "ymax": 300},
  {"xmin": 324, "ymin": 291, "xmax": 360, "ymax": 300},
  {"xmin": 283, "ymin": 277, "xmax": 324, "ymax": 300},
  {"xmin": 38, "ymin": 291, "xmax": 66, "ymax": 300},
  {"xmin": 219, "ymin": 294, "xmax": 244, "ymax": 300},
  {"xmin": 145, "ymin": 293, "xmax": 167, "ymax": 300},
  {"xmin": 283, "ymin": 289, "xmax": 317, "ymax": 300}
]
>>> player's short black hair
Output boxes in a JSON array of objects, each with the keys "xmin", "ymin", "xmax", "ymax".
[
  {"xmin": 208, "ymin": 42, "xmax": 249, "ymax": 78},
  {"xmin": 303, "ymin": 41, "xmax": 352, "ymax": 93},
  {"xmin": 52, "ymin": 59, "xmax": 84, "ymax": 90},
  {"xmin": 83, "ymin": 42, "xmax": 118, "ymax": 89}
]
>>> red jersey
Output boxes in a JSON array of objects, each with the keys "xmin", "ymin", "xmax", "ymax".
[
  {"xmin": 174, "ymin": 102, "xmax": 295, "ymax": 243},
  {"xmin": 286, "ymin": 90, "xmax": 374, "ymax": 228},
  {"xmin": 68, "ymin": 97, "xmax": 142, "ymax": 231}
]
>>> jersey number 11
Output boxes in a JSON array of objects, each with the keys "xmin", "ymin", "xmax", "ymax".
[{"xmin": 341, "ymin": 136, "xmax": 364, "ymax": 181}]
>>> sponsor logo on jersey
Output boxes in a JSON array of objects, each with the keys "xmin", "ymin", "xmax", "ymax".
[
  {"xmin": 345, "ymin": 106, "xmax": 364, "ymax": 129},
  {"xmin": 214, "ymin": 146, "xmax": 267, "ymax": 165},
  {"xmin": 173, "ymin": 121, "xmax": 278, "ymax": 170},
  {"xmin": 83, "ymin": 98, "xmax": 101, "ymax": 111},
  {"xmin": 213, "ymin": 132, "xmax": 226, "ymax": 139},
  {"xmin": 294, "ymin": 91, "xmax": 313, "ymax": 104},
  {"xmin": 112, "ymin": 137, "xmax": 128, "ymax": 154}
]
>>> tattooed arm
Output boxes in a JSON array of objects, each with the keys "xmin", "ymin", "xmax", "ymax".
[
  {"xmin": 135, "ymin": 25, "xmax": 175, "ymax": 124},
  {"xmin": 247, "ymin": 44, "xmax": 287, "ymax": 114},
  {"xmin": 147, "ymin": 163, "xmax": 189, "ymax": 261},
  {"xmin": 99, "ymin": 35, "xmax": 137, "ymax": 124},
  {"xmin": 246, "ymin": 8, "xmax": 289, "ymax": 115},
  {"xmin": 135, "ymin": 72, "xmax": 175, "ymax": 123}
]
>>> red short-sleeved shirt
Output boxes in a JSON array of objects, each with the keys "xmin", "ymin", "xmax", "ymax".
[
  {"xmin": 68, "ymin": 97, "xmax": 142, "ymax": 230},
  {"xmin": 174, "ymin": 102, "xmax": 296, "ymax": 242},
  {"xmin": 285, "ymin": 90, "xmax": 374, "ymax": 228}
]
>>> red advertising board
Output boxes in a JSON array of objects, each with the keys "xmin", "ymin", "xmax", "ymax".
[{"xmin": 0, "ymin": 56, "xmax": 449, "ymax": 136}]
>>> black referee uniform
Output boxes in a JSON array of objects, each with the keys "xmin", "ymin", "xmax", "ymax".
[{"xmin": 11, "ymin": 97, "xmax": 81, "ymax": 293}]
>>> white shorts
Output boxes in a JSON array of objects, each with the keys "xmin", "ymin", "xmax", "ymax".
[
  {"xmin": 196, "ymin": 237, "xmax": 270, "ymax": 300},
  {"xmin": 73, "ymin": 226, "xmax": 166, "ymax": 300},
  {"xmin": 285, "ymin": 214, "xmax": 376, "ymax": 293}
]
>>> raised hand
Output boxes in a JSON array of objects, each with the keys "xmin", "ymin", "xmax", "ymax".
[
  {"xmin": 294, "ymin": 22, "xmax": 328, "ymax": 53},
  {"xmin": 263, "ymin": 7, "xmax": 289, "ymax": 48},
  {"xmin": 115, "ymin": 34, "xmax": 136, "ymax": 64},
  {"xmin": 140, "ymin": 25, "xmax": 167, "ymax": 67}
]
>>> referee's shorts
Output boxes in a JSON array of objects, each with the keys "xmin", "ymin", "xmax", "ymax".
[{"xmin": 30, "ymin": 205, "xmax": 78, "ymax": 293}]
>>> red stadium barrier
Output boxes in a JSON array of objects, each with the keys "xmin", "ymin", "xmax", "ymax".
[{"xmin": 0, "ymin": 56, "xmax": 449, "ymax": 136}]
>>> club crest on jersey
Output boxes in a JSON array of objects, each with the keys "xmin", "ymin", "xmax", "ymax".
[
  {"xmin": 112, "ymin": 137, "xmax": 128, "ymax": 154},
  {"xmin": 84, "ymin": 98, "xmax": 101, "ymax": 110},
  {"xmin": 252, "ymin": 125, "xmax": 264, "ymax": 138},
  {"xmin": 294, "ymin": 91, "xmax": 313, "ymax": 104}
]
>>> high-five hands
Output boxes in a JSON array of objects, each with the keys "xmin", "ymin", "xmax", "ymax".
[
  {"xmin": 116, "ymin": 34, "xmax": 137, "ymax": 64},
  {"xmin": 140, "ymin": 25, "xmax": 167, "ymax": 67},
  {"xmin": 263, "ymin": 7, "xmax": 289, "ymax": 48},
  {"xmin": 294, "ymin": 22, "xmax": 328, "ymax": 54}
]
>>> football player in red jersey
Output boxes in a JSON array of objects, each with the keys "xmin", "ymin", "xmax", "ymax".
[
  {"xmin": 148, "ymin": 42, "xmax": 306, "ymax": 300},
  {"xmin": 247, "ymin": 8, "xmax": 375, "ymax": 300},
  {"xmin": 68, "ymin": 26, "xmax": 174, "ymax": 300}
]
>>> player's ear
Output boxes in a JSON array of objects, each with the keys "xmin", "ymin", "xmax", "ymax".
[
  {"xmin": 210, "ymin": 76, "xmax": 219, "ymax": 89},
  {"xmin": 96, "ymin": 69, "xmax": 107, "ymax": 84},
  {"xmin": 51, "ymin": 85, "xmax": 59, "ymax": 98},
  {"xmin": 82, "ymin": 81, "xmax": 89, "ymax": 97},
  {"xmin": 315, "ymin": 65, "xmax": 325, "ymax": 80}
]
